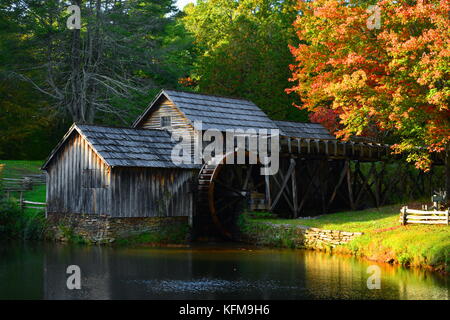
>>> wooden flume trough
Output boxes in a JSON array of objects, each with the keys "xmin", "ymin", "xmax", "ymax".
[{"xmin": 197, "ymin": 135, "xmax": 445, "ymax": 239}]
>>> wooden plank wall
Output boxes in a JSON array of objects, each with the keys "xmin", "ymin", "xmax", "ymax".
[
  {"xmin": 46, "ymin": 132, "xmax": 111, "ymax": 215},
  {"xmin": 109, "ymin": 167, "xmax": 195, "ymax": 218},
  {"xmin": 46, "ymin": 132, "xmax": 195, "ymax": 218}
]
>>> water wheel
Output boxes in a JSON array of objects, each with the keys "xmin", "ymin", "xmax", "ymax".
[{"xmin": 197, "ymin": 151, "xmax": 265, "ymax": 239}]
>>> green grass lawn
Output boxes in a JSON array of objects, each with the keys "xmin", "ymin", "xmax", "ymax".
[
  {"xmin": 246, "ymin": 206, "xmax": 450, "ymax": 272},
  {"xmin": 250, "ymin": 205, "xmax": 400, "ymax": 233},
  {"xmin": 0, "ymin": 160, "xmax": 46, "ymax": 203},
  {"xmin": 0, "ymin": 160, "xmax": 44, "ymax": 178}
]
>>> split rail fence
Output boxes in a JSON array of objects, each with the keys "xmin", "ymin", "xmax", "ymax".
[
  {"xmin": 2, "ymin": 175, "xmax": 45, "ymax": 193},
  {"xmin": 400, "ymin": 206, "xmax": 449, "ymax": 225},
  {"xmin": 0, "ymin": 166, "xmax": 47, "ymax": 211}
]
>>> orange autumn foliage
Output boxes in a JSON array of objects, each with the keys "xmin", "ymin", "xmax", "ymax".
[{"xmin": 287, "ymin": 0, "xmax": 450, "ymax": 170}]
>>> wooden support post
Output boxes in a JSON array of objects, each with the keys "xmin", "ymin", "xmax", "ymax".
[
  {"xmin": 297, "ymin": 163, "xmax": 321, "ymax": 214},
  {"xmin": 19, "ymin": 191, "xmax": 24, "ymax": 209},
  {"xmin": 347, "ymin": 161, "xmax": 355, "ymax": 210},
  {"xmin": 291, "ymin": 158, "xmax": 298, "ymax": 217},
  {"xmin": 446, "ymin": 208, "xmax": 449, "ymax": 225},
  {"xmin": 401, "ymin": 206, "xmax": 407, "ymax": 225},
  {"xmin": 374, "ymin": 161, "xmax": 385, "ymax": 207},
  {"xmin": 354, "ymin": 162, "xmax": 377, "ymax": 208},
  {"xmin": 445, "ymin": 149, "xmax": 450, "ymax": 199},
  {"xmin": 265, "ymin": 174, "xmax": 272, "ymax": 210},
  {"xmin": 328, "ymin": 161, "xmax": 349, "ymax": 208},
  {"xmin": 320, "ymin": 160, "xmax": 327, "ymax": 214},
  {"xmin": 270, "ymin": 159, "xmax": 296, "ymax": 211},
  {"xmin": 272, "ymin": 171, "xmax": 295, "ymax": 212},
  {"xmin": 243, "ymin": 165, "xmax": 253, "ymax": 190}
]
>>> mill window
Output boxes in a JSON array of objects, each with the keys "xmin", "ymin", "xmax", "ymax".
[
  {"xmin": 161, "ymin": 116, "xmax": 172, "ymax": 128},
  {"xmin": 82, "ymin": 169, "xmax": 107, "ymax": 188}
]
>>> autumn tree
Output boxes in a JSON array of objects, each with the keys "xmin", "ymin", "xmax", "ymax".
[{"xmin": 287, "ymin": 0, "xmax": 450, "ymax": 170}]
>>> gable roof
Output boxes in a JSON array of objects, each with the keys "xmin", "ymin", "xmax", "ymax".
[
  {"xmin": 133, "ymin": 89, "xmax": 281, "ymax": 133},
  {"xmin": 42, "ymin": 124, "xmax": 199, "ymax": 170},
  {"xmin": 275, "ymin": 120, "xmax": 336, "ymax": 140}
]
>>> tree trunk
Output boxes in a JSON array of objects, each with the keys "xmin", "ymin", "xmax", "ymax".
[
  {"xmin": 70, "ymin": 0, "xmax": 84, "ymax": 122},
  {"xmin": 445, "ymin": 148, "xmax": 450, "ymax": 199}
]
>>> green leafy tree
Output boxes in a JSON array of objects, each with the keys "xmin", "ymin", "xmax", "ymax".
[
  {"xmin": 0, "ymin": 0, "xmax": 196, "ymax": 158},
  {"xmin": 1, "ymin": 0, "xmax": 181, "ymax": 125},
  {"xmin": 0, "ymin": 0, "xmax": 64, "ymax": 159},
  {"xmin": 182, "ymin": 0, "xmax": 307, "ymax": 121}
]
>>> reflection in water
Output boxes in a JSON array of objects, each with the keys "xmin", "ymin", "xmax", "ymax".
[{"xmin": 0, "ymin": 242, "xmax": 448, "ymax": 300}]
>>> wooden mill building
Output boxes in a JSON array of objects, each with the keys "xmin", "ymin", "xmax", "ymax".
[{"xmin": 42, "ymin": 89, "xmax": 441, "ymax": 241}]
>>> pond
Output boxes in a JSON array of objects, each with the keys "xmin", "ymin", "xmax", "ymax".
[{"xmin": 0, "ymin": 242, "xmax": 448, "ymax": 300}]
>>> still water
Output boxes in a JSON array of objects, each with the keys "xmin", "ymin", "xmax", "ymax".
[{"xmin": 0, "ymin": 242, "xmax": 448, "ymax": 300}]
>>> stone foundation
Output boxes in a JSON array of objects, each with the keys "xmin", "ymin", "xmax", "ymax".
[
  {"xmin": 47, "ymin": 212, "xmax": 189, "ymax": 244},
  {"xmin": 240, "ymin": 221, "xmax": 363, "ymax": 249},
  {"xmin": 304, "ymin": 226, "xmax": 362, "ymax": 248}
]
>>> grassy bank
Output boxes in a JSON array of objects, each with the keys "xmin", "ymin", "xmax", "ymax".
[
  {"xmin": 115, "ymin": 224, "xmax": 191, "ymax": 247},
  {"xmin": 0, "ymin": 160, "xmax": 47, "ymax": 240},
  {"xmin": 241, "ymin": 206, "xmax": 449, "ymax": 273},
  {"xmin": 0, "ymin": 160, "xmax": 46, "ymax": 203}
]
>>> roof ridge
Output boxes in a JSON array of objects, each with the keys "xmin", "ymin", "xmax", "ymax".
[
  {"xmin": 75, "ymin": 123, "xmax": 170, "ymax": 133},
  {"xmin": 274, "ymin": 120, "xmax": 319, "ymax": 125},
  {"xmin": 163, "ymin": 89, "xmax": 255, "ymax": 104}
]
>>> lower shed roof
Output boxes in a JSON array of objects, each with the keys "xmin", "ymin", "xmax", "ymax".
[
  {"xmin": 275, "ymin": 120, "xmax": 336, "ymax": 140},
  {"xmin": 42, "ymin": 124, "xmax": 200, "ymax": 170}
]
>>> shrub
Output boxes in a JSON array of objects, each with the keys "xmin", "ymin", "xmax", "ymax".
[
  {"xmin": 0, "ymin": 197, "xmax": 23, "ymax": 239},
  {"xmin": 0, "ymin": 197, "xmax": 46, "ymax": 240}
]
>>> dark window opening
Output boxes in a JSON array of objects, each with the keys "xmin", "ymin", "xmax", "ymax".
[
  {"xmin": 161, "ymin": 116, "xmax": 172, "ymax": 128},
  {"xmin": 82, "ymin": 169, "xmax": 107, "ymax": 188}
]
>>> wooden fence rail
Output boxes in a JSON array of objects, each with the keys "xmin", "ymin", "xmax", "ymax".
[
  {"xmin": 10, "ymin": 192, "xmax": 47, "ymax": 210},
  {"xmin": 2, "ymin": 175, "xmax": 46, "ymax": 195},
  {"xmin": 399, "ymin": 206, "xmax": 449, "ymax": 225},
  {"xmin": 19, "ymin": 199, "xmax": 47, "ymax": 210}
]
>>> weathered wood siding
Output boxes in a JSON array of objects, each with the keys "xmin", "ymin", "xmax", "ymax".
[
  {"xmin": 46, "ymin": 132, "xmax": 111, "ymax": 215},
  {"xmin": 138, "ymin": 97, "xmax": 196, "ymax": 157},
  {"xmin": 46, "ymin": 131, "xmax": 195, "ymax": 218},
  {"xmin": 109, "ymin": 167, "xmax": 195, "ymax": 218}
]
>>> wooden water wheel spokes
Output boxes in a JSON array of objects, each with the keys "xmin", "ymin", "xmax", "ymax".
[
  {"xmin": 210, "ymin": 164, "xmax": 252, "ymax": 238},
  {"xmin": 214, "ymin": 179, "xmax": 247, "ymax": 198},
  {"xmin": 198, "ymin": 151, "xmax": 263, "ymax": 239}
]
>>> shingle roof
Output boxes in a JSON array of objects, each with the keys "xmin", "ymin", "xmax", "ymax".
[
  {"xmin": 43, "ymin": 91, "xmax": 338, "ymax": 170},
  {"xmin": 42, "ymin": 124, "xmax": 200, "ymax": 170},
  {"xmin": 275, "ymin": 120, "xmax": 336, "ymax": 140},
  {"xmin": 134, "ymin": 89, "xmax": 280, "ymax": 132}
]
